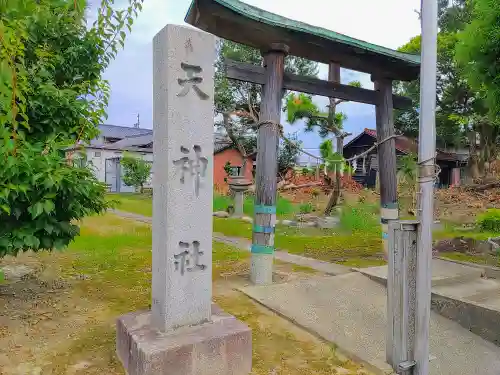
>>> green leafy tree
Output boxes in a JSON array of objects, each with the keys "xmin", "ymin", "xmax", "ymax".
[
  {"xmin": 121, "ymin": 155, "xmax": 152, "ymax": 193},
  {"xmin": 457, "ymin": 0, "xmax": 500, "ymax": 119},
  {"xmin": 214, "ymin": 40, "xmax": 318, "ymax": 174},
  {"xmin": 397, "ymin": 153, "xmax": 418, "ymax": 215},
  {"xmin": 0, "ymin": 0, "xmax": 143, "ymax": 257},
  {"xmin": 285, "ymin": 84, "xmax": 360, "ymax": 215},
  {"xmin": 319, "ymin": 140, "xmax": 342, "ymax": 172},
  {"xmin": 286, "ymin": 91, "xmax": 355, "ymax": 138},
  {"xmin": 277, "ymin": 133, "xmax": 302, "ymax": 176},
  {"xmin": 456, "ymin": 0, "xmax": 500, "ymax": 177},
  {"xmin": 395, "ymin": 0, "xmax": 499, "ymax": 180}
]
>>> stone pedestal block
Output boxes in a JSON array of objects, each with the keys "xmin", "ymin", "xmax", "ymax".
[{"xmin": 116, "ymin": 305, "xmax": 252, "ymax": 375}]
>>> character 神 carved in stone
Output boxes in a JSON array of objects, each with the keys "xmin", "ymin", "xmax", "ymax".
[{"xmin": 173, "ymin": 145, "xmax": 208, "ymax": 197}]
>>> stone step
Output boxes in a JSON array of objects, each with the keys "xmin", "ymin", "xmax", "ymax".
[
  {"xmin": 480, "ymin": 295, "xmax": 500, "ymax": 310},
  {"xmin": 433, "ymin": 278, "xmax": 500, "ymax": 301},
  {"xmin": 357, "ymin": 258, "xmax": 483, "ymax": 287}
]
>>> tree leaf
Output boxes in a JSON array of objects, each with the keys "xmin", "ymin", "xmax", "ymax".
[
  {"xmin": 29, "ymin": 202, "xmax": 44, "ymax": 219},
  {"xmin": 44, "ymin": 200, "xmax": 55, "ymax": 214}
]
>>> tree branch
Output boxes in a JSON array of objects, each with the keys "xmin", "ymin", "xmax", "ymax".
[{"xmin": 222, "ymin": 112, "xmax": 249, "ymax": 174}]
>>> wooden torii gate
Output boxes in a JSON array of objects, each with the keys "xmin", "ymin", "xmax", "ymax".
[{"xmin": 185, "ymin": 0, "xmax": 420, "ymax": 286}]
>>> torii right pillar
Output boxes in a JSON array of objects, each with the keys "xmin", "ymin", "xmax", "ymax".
[{"xmin": 372, "ymin": 76, "xmax": 399, "ymax": 257}]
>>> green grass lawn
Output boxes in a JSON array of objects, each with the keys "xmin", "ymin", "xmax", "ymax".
[
  {"xmin": 110, "ymin": 193, "xmax": 298, "ymax": 218},
  {"xmin": 107, "ymin": 193, "xmax": 153, "ymax": 216},
  {"xmin": 111, "ymin": 194, "xmax": 386, "ymax": 267},
  {"xmin": 433, "ymin": 224, "xmax": 500, "ymax": 267},
  {"xmin": 433, "ymin": 227, "xmax": 499, "ymax": 241},
  {"xmin": 213, "ymin": 216, "xmax": 384, "ymax": 267},
  {"xmin": 213, "ymin": 194, "xmax": 297, "ymax": 218},
  {"xmin": 439, "ymin": 251, "xmax": 500, "ymax": 267},
  {"xmin": 0, "ymin": 213, "xmax": 367, "ymax": 375}
]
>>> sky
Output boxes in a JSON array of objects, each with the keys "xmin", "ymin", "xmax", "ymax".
[{"xmin": 95, "ymin": 0, "xmax": 422, "ymax": 160}]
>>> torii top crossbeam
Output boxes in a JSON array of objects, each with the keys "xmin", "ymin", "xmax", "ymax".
[{"xmin": 185, "ymin": 0, "xmax": 420, "ymax": 81}]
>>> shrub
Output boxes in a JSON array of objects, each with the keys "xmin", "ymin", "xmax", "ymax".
[
  {"xmin": 0, "ymin": 0, "xmax": 142, "ymax": 257},
  {"xmin": 299, "ymin": 202, "xmax": 314, "ymax": 214},
  {"xmin": 311, "ymin": 188, "xmax": 321, "ymax": 199},
  {"xmin": 213, "ymin": 193, "xmax": 296, "ymax": 217},
  {"xmin": 121, "ymin": 155, "xmax": 152, "ymax": 193},
  {"xmin": 340, "ymin": 202, "xmax": 379, "ymax": 233},
  {"xmin": 476, "ymin": 209, "xmax": 500, "ymax": 233}
]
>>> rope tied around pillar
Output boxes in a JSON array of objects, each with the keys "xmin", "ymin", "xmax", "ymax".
[
  {"xmin": 253, "ymin": 119, "xmax": 403, "ymax": 166},
  {"xmin": 254, "ymin": 119, "xmax": 284, "ymax": 136},
  {"xmin": 417, "ymin": 156, "xmax": 441, "ymax": 183}
]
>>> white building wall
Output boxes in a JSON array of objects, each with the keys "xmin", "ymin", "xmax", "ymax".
[{"xmin": 84, "ymin": 148, "xmax": 153, "ymax": 192}]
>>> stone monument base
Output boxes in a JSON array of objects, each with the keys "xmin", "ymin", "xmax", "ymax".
[{"xmin": 116, "ymin": 304, "xmax": 252, "ymax": 375}]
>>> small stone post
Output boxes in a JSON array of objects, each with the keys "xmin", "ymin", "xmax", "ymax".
[
  {"xmin": 116, "ymin": 24, "xmax": 252, "ymax": 375},
  {"xmin": 387, "ymin": 220, "xmax": 418, "ymax": 374}
]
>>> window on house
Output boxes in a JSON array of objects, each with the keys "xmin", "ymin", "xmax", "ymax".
[
  {"xmin": 75, "ymin": 158, "xmax": 86, "ymax": 168},
  {"xmin": 94, "ymin": 151, "xmax": 101, "ymax": 157},
  {"xmin": 230, "ymin": 166, "xmax": 242, "ymax": 176}
]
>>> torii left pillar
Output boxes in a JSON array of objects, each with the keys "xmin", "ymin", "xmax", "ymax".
[{"xmin": 250, "ymin": 43, "xmax": 288, "ymax": 285}]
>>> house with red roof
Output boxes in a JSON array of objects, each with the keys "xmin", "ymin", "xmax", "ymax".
[
  {"xmin": 343, "ymin": 128, "xmax": 468, "ymax": 188},
  {"xmin": 68, "ymin": 125, "xmax": 254, "ymax": 193}
]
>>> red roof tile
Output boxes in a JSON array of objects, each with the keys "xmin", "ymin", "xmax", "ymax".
[
  {"xmin": 362, "ymin": 128, "xmax": 460, "ymax": 162},
  {"xmin": 364, "ymin": 128, "xmax": 417, "ymax": 154}
]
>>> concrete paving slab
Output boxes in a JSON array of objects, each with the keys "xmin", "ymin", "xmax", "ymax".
[
  {"xmin": 358, "ymin": 258, "xmax": 483, "ymax": 287},
  {"xmin": 240, "ymin": 273, "xmax": 500, "ymax": 375},
  {"xmin": 272, "ymin": 251, "xmax": 351, "ymax": 275}
]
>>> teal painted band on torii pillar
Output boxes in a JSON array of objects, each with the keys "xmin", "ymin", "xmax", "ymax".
[
  {"xmin": 251, "ymin": 244, "xmax": 274, "ymax": 254},
  {"xmin": 253, "ymin": 225, "xmax": 275, "ymax": 234},
  {"xmin": 254, "ymin": 204, "xmax": 277, "ymax": 214}
]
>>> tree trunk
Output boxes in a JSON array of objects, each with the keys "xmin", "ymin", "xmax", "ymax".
[
  {"xmin": 479, "ymin": 122, "xmax": 496, "ymax": 178},
  {"xmin": 222, "ymin": 112, "xmax": 249, "ymax": 178},
  {"xmin": 467, "ymin": 130, "xmax": 480, "ymax": 181},
  {"xmin": 324, "ymin": 136, "xmax": 344, "ymax": 215},
  {"xmin": 323, "ymin": 62, "xmax": 341, "ymax": 216}
]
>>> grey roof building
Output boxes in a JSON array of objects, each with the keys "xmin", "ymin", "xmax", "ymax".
[
  {"xmin": 91, "ymin": 124, "xmax": 153, "ymax": 145},
  {"xmin": 90, "ymin": 124, "xmax": 235, "ymax": 154}
]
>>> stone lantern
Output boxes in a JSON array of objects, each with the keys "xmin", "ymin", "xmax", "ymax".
[{"xmin": 228, "ymin": 175, "xmax": 252, "ymax": 217}]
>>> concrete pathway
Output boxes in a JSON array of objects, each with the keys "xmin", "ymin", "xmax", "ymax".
[
  {"xmin": 110, "ymin": 209, "xmax": 350, "ymax": 275},
  {"xmin": 113, "ymin": 208, "xmax": 500, "ymax": 372},
  {"xmin": 240, "ymin": 273, "xmax": 500, "ymax": 375},
  {"xmin": 110, "ymin": 209, "xmax": 153, "ymax": 224}
]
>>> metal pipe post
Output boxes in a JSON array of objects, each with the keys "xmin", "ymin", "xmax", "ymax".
[{"xmin": 415, "ymin": 0, "xmax": 438, "ymax": 374}]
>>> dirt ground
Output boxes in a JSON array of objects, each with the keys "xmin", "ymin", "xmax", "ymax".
[
  {"xmin": 0, "ymin": 214, "xmax": 372, "ymax": 375},
  {"xmin": 283, "ymin": 182, "xmax": 500, "ymax": 225},
  {"xmin": 434, "ymin": 187, "xmax": 500, "ymax": 224}
]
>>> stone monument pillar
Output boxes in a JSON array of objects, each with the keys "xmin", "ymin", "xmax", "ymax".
[{"xmin": 116, "ymin": 24, "xmax": 252, "ymax": 375}]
